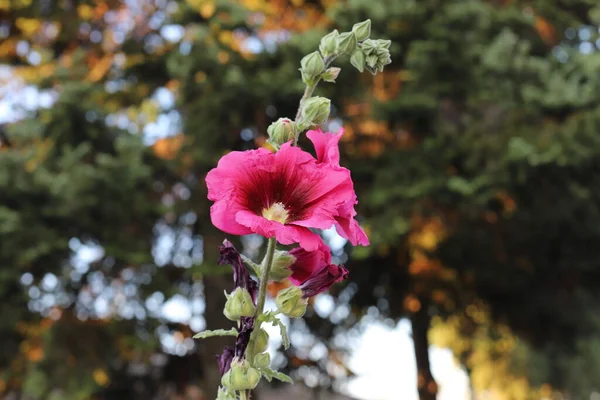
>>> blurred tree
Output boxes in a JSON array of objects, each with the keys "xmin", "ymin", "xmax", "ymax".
[
  {"xmin": 317, "ymin": 0, "xmax": 600, "ymax": 399},
  {"xmin": 3, "ymin": 0, "xmax": 600, "ymax": 400}
]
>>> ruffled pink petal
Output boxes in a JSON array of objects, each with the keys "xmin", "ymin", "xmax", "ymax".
[
  {"xmin": 206, "ymin": 148, "xmax": 273, "ymax": 200},
  {"xmin": 288, "ymin": 239, "xmax": 332, "ymax": 285},
  {"xmin": 290, "ymin": 165, "xmax": 355, "ymax": 230},
  {"xmin": 235, "ymin": 210, "xmax": 322, "ymax": 251},
  {"xmin": 335, "ymin": 218, "xmax": 370, "ymax": 246},
  {"xmin": 210, "ymin": 200, "xmax": 254, "ymax": 235},
  {"xmin": 307, "ymin": 129, "xmax": 343, "ymax": 166}
]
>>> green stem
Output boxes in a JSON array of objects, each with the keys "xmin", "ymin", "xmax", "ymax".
[
  {"xmin": 240, "ymin": 390, "xmax": 248, "ymax": 400},
  {"xmin": 293, "ymin": 54, "xmax": 338, "ymax": 145},
  {"xmin": 245, "ymin": 237, "xmax": 277, "ymax": 362},
  {"xmin": 255, "ymin": 237, "xmax": 277, "ymax": 316}
]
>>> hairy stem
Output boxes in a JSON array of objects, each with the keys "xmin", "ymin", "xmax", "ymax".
[
  {"xmin": 242, "ymin": 237, "xmax": 276, "ymax": 400},
  {"xmin": 293, "ymin": 54, "xmax": 337, "ymax": 145},
  {"xmin": 255, "ymin": 237, "xmax": 277, "ymax": 316}
]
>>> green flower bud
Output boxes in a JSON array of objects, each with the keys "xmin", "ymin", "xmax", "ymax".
[
  {"xmin": 337, "ymin": 32, "xmax": 357, "ymax": 55},
  {"xmin": 352, "ymin": 19, "xmax": 371, "ymax": 42},
  {"xmin": 350, "ymin": 50, "xmax": 366, "ymax": 73},
  {"xmin": 224, "ymin": 288, "xmax": 256, "ymax": 321},
  {"xmin": 376, "ymin": 39, "xmax": 392, "ymax": 50},
  {"xmin": 375, "ymin": 46, "xmax": 389, "ymax": 58},
  {"xmin": 275, "ymin": 286, "xmax": 307, "ymax": 318},
  {"xmin": 300, "ymin": 51, "xmax": 325, "ymax": 84},
  {"xmin": 366, "ymin": 54, "xmax": 379, "ymax": 69},
  {"xmin": 269, "ymin": 250, "xmax": 296, "ymax": 281},
  {"xmin": 253, "ymin": 352, "xmax": 271, "ymax": 369},
  {"xmin": 376, "ymin": 54, "xmax": 392, "ymax": 72},
  {"xmin": 267, "ymin": 118, "xmax": 296, "ymax": 150},
  {"xmin": 361, "ymin": 39, "xmax": 377, "ymax": 56},
  {"xmin": 221, "ymin": 359, "xmax": 261, "ymax": 391},
  {"xmin": 247, "ymin": 328, "xmax": 269, "ymax": 355},
  {"xmin": 319, "ymin": 30, "xmax": 339, "ymax": 57},
  {"xmin": 298, "ymin": 97, "xmax": 330, "ymax": 130},
  {"xmin": 321, "ymin": 67, "xmax": 341, "ymax": 83}
]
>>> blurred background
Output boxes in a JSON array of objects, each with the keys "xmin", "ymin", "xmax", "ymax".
[{"xmin": 2, "ymin": 0, "xmax": 600, "ymax": 399}]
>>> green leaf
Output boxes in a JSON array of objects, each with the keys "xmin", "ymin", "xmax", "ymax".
[
  {"xmin": 260, "ymin": 312, "xmax": 290, "ymax": 349},
  {"xmin": 261, "ymin": 368, "xmax": 293, "ymax": 384},
  {"xmin": 193, "ymin": 328, "xmax": 237, "ymax": 339}
]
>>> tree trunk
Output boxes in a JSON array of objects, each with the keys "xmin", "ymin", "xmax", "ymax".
[{"xmin": 411, "ymin": 299, "xmax": 438, "ymax": 400}]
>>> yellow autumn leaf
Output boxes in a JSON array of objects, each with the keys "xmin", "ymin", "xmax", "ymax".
[
  {"xmin": 87, "ymin": 54, "xmax": 114, "ymax": 82},
  {"xmin": 15, "ymin": 18, "xmax": 42, "ymax": 38},
  {"xmin": 77, "ymin": 4, "xmax": 94, "ymax": 20},
  {"xmin": 93, "ymin": 369, "xmax": 110, "ymax": 386},
  {"xmin": 152, "ymin": 135, "xmax": 184, "ymax": 160}
]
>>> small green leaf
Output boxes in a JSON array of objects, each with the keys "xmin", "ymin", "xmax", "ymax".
[
  {"xmin": 261, "ymin": 368, "xmax": 293, "ymax": 384},
  {"xmin": 260, "ymin": 312, "xmax": 291, "ymax": 349},
  {"xmin": 193, "ymin": 328, "xmax": 237, "ymax": 339}
]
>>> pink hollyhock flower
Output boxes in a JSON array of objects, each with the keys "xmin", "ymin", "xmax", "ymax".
[
  {"xmin": 307, "ymin": 129, "xmax": 369, "ymax": 246},
  {"xmin": 288, "ymin": 240, "xmax": 348, "ymax": 297},
  {"xmin": 206, "ymin": 143, "xmax": 358, "ymax": 251}
]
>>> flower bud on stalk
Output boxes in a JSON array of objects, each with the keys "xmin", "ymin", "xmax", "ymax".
[
  {"xmin": 221, "ymin": 359, "xmax": 261, "ymax": 391},
  {"xmin": 366, "ymin": 54, "xmax": 379, "ymax": 69},
  {"xmin": 352, "ymin": 19, "xmax": 371, "ymax": 42},
  {"xmin": 269, "ymin": 250, "xmax": 296, "ymax": 281},
  {"xmin": 365, "ymin": 54, "xmax": 380, "ymax": 75},
  {"xmin": 361, "ymin": 39, "xmax": 377, "ymax": 56},
  {"xmin": 275, "ymin": 286, "xmax": 307, "ymax": 318},
  {"xmin": 376, "ymin": 39, "xmax": 392, "ymax": 50},
  {"xmin": 298, "ymin": 97, "xmax": 330, "ymax": 130},
  {"xmin": 319, "ymin": 30, "xmax": 339, "ymax": 57},
  {"xmin": 337, "ymin": 32, "xmax": 357, "ymax": 54},
  {"xmin": 350, "ymin": 50, "xmax": 366, "ymax": 73},
  {"xmin": 247, "ymin": 328, "xmax": 269, "ymax": 355},
  {"xmin": 322, "ymin": 67, "xmax": 341, "ymax": 83},
  {"xmin": 267, "ymin": 118, "xmax": 296, "ymax": 150},
  {"xmin": 300, "ymin": 51, "xmax": 325, "ymax": 85},
  {"xmin": 223, "ymin": 288, "xmax": 256, "ymax": 321}
]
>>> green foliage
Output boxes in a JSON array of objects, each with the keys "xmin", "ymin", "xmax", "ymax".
[{"xmin": 2, "ymin": 0, "xmax": 600, "ymax": 398}]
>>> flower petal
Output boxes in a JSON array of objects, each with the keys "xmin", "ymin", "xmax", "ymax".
[
  {"xmin": 289, "ymin": 239, "xmax": 332, "ymax": 285},
  {"xmin": 235, "ymin": 210, "xmax": 322, "ymax": 251},
  {"xmin": 300, "ymin": 264, "xmax": 349, "ymax": 298},
  {"xmin": 218, "ymin": 239, "xmax": 258, "ymax": 300},
  {"xmin": 307, "ymin": 128, "xmax": 343, "ymax": 166},
  {"xmin": 217, "ymin": 346, "xmax": 235, "ymax": 376},
  {"xmin": 210, "ymin": 200, "xmax": 254, "ymax": 236},
  {"xmin": 333, "ymin": 198, "xmax": 370, "ymax": 246}
]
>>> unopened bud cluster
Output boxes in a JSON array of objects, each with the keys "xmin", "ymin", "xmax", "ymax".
[
  {"xmin": 351, "ymin": 38, "xmax": 392, "ymax": 75},
  {"xmin": 293, "ymin": 19, "xmax": 392, "ymax": 132}
]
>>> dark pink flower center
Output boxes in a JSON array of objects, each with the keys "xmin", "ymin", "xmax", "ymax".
[{"xmin": 239, "ymin": 165, "xmax": 317, "ymax": 223}]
